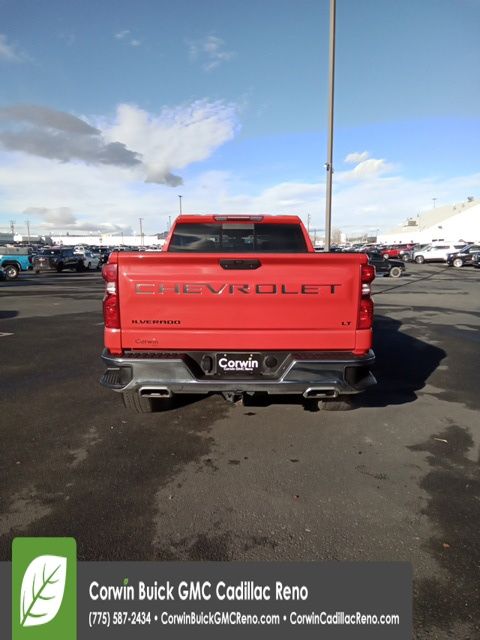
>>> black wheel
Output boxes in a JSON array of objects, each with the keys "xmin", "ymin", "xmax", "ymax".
[
  {"xmin": 389, "ymin": 266, "xmax": 402, "ymax": 278},
  {"xmin": 122, "ymin": 391, "xmax": 154, "ymax": 413},
  {"xmin": 75, "ymin": 262, "xmax": 84, "ymax": 272},
  {"xmin": 56, "ymin": 262, "xmax": 64, "ymax": 272},
  {"xmin": 320, "ymin": 397, "xmax": 353, "ymax": 411},
  {"xmin": 402, "ymin": 254, "xmax": 410, "ymax": 262},
  {"xmin": 4, "ymin": 264, "xmax": 19, "ymax": 280},
  {"xmin": 452, "ymin": 257, "xmax": 464, "ymax": 268},
  {"xmin": 414, "ymin": 255, "xmax": 425, "ymax": 264}
]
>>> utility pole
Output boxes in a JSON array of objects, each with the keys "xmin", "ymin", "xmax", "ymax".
[
  {"xmin": 26, "ymin": 220, "xmax": 31, "ymax": 243},
  {"xmin": 138, "ymin": 217, "xmax": 144, "ymax": 246},
  {"xmin": 10, "ymin": 220, "xmax": 16, "ymax": 236},
  {"xmin": 168, "ymin": 215, "xmax": 172, "ymax": 231},
  {"xmin": 307, "ymin": 213, "xmax": 311, "ymax": 234},
  {"xmin": 324, "ymin": 0, "xmax": 336, "ymax": 252},
  {"xmin": 178, "ymin": 195, "xmax": 183, "ymax": 215},
  {"xmin": 432, "ymin": 197, "xmax": 437, "ymax": 209}
]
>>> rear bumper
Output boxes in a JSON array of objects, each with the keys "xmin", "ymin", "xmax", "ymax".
[{"xmin": 100, "ymin": 349, "xmax": 376, "ymax": 399}]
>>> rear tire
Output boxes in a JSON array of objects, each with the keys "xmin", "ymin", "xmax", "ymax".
[
  {"xmin": 56, "ymin": 262, "xmax": 64, "ymax": 272},
  {"xmin": 122, "ymin": 391, "xmax": 154, "ymax": 413},
  {"xmin": 453, "ymin": 258, "xmax": 463, "ymax": 268},
  {"xmin": 4, "ymin": 264, "xmax": 19, "ymax": 280},
  {"xmin": 414, "ymin": 255, "xmax": 425, "ymax": 264},
  {"xmin": 389, "ymin": 266, "xmax": 402, "ymax": 278},
  {"xmin": 320, "ymin": 397, "xmax": 353, "ymax": 411}
]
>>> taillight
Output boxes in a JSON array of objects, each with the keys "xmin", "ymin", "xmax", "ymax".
[
  {"xmin": 102, "ymin": 263, "xmax": 120, "ymax": 329},
  {"xmin": 358, "ymin": 263, "xmax": 375, "ymax": 329},
  {"xmin": 358, "ymin": 297, "xmax": 373, "ymax": 329},
  {"xmin": 361, "ymin": 264, "xmax": 375, "ymax": 284}
]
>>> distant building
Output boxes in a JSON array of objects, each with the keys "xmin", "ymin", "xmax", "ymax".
[
  {"xmin": 48, "ymin": 234, "xmax": 165, "ymax": 247},
  {"xmin": 378, "ymin": 198, "xmax": 480, "ymax": 244}
]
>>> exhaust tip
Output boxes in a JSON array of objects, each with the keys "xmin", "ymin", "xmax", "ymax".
[
  {"xmin": 139, "ymin": 387, "xmax": 172, "ymax": 398},
  {"xmin": 303, "ymin": 388, "xmax": 338, "ymax": 399}
]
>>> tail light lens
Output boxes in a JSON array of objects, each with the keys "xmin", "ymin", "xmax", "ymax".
[
  {"xmin": 102, "ymin": 263, "xmax": 120, "ymax": 329},
  {"xmin": 361, "ymin": 264, "xmax": 375, "ymax": 284},
  {"xmin": 358, "ymin": 263, "xmax": 375, "ymax": 329},
  {"xmin": 358, "ymin": 297, "xmax": 374, "ymax": 329}
]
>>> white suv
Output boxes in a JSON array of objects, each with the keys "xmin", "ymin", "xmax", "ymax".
[{"xmin": 413, "ymin": 243, "xmax": 467, "ymax": 264}]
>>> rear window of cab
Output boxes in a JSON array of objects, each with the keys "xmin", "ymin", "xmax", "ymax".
[{"xmin": 168, "ymin": 223, "xmax": 308, "ymax": 253}]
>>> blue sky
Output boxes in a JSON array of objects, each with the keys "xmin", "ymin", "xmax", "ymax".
[{"xmin": 0, "ymin": 0, "xmax": 479, "ymax": 236}]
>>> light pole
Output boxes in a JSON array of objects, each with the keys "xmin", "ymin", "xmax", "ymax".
[
  {"xmin": 432, "ymin": 197, "xmax": 437, "ymax": 209},
  {"xmin": 138, "ymin": 217, "xmax": 144, "ymax": 247},
  {"xmin": 324, "ymin": 0, "xmax": 336, "ymax": 252},
  {"xmin": 178, "ymin": 195, "xmax": 183, "ymax": 215},
  {"xmin": 25, "ymin": 220, "xmax": 31, "ymax": 243}
]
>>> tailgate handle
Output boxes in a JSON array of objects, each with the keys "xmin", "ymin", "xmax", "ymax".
[{"xmin": 220, "ymin": 259, "xmax": 261, "ymax": 270}]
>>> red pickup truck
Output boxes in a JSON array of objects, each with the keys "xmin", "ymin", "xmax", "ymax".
[{"xmin": 100, "ymin": 215, "xmax": 376, "ymax": 412}]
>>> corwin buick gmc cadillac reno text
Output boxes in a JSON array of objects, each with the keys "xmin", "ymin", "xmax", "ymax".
[{"xmin": 100, "ymin": 215, "xmax": 376, "ymax": 412}]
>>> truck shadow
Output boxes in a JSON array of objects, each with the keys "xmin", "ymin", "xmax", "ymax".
[
  {"xmin": 236, "ymin": 314, "xmax": 446, "ymax": 411},
  {"xmin": 360, "ymin": 314, "xmax": 446, "ymax": 408}
]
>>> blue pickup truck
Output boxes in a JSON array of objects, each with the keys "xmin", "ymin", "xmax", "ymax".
[{"xmin": 0, "ymin": 246, "xmax": 33, "ymax": 280}]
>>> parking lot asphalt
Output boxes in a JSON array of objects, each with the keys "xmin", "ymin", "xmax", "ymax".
[{"xmin": 1, "ymin": 265, "xmax": 479, "ymax": 639}]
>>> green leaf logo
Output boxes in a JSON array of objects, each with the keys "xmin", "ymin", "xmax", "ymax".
[{"xmin": 20, "ymin": 555, "xmax": 67, "ymax": 627}]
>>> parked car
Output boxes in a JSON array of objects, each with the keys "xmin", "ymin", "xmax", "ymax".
[
  {"xmin": 413, "ymin": 243, "xmax": 468, "ymax": 264},
  {"xmin": 399, "ymin": 244, "xmax": 428, "ymax": 262},
  {"xmin": 33, "ymin": 248, "xmax": 84, "ymax": 273},
  {"xmin": 366, "ymin": 251, "xmax": 405, "ymax": 278},
  {"xmin": 82, "ymin": 251, "xmax": 101, "ymax": 270},
  {"xmin": 0, "ymin": 246, "xmax": 33, "ymax": 280},
  {"xmin": 382, "ymin": 244, "xmax": 415, "ymax": 259},
  {"xmin": 446, "ymin": 244, "xmax": 480, "ymax": 268}
]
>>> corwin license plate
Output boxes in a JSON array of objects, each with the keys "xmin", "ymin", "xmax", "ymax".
[{"xmin": 216, "ymin": 353, "xmax": 262, "ymax": 375}]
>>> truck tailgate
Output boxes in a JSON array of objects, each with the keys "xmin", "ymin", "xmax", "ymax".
[{"xmin": 116, "ymin": 253, "xmax": 367, "ymax": 351}]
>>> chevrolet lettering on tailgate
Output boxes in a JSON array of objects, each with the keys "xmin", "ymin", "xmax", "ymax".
[{"xmin": 134, "ymin": 283, "xmax": 341, "ymax": 295}]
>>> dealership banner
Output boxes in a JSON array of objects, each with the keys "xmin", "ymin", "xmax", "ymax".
[{"xmin": 1, "ymin": 539, "xmax": 412, "ymax": 639}]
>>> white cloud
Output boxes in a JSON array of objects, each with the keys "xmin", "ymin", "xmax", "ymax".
[
  {"xmin": 339, "ymin": 157, "xmax": 394, "ymax": 181},
  {"xmin": 0, "ymin": 101, "xmax": 238, "ymax": 187},
  {"xmin": 0, "ymin": 34, "xmax": 22, "ymax": 62},
  {"xmin": 188, "ymin": 35, "xmax": 235, "ymax": 71},
  {"xmin": 115, "ymin": 30, "xmax": 142, "ymax": 47},
  {"xmin": 103, "ymin": 101, "xmax": 239, "ymax": 185},
  {"xmin": 345, "ymin": 151, "xmax": 369, "ymax": 164},
  {"xmin": 23, "ymin": 206, "xmax": 131, "ymax": 233}
]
